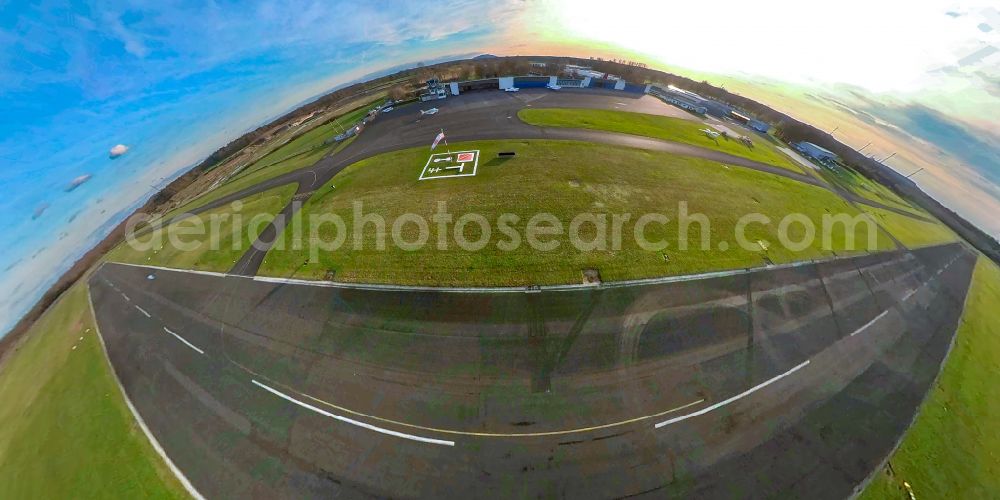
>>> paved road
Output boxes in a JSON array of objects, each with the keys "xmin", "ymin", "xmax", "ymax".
[
  {"xmin": 89, "ymin": 241, "xmax": 976, "ymax": 498},
  {"xmin": 138, "ymin": 88, "xmax": 929, "ymax": 276}
]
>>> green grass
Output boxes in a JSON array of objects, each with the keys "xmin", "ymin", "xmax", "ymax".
[
  {"xmin": 260, "ymin": 140, "xmax": 893, "ymax": 286},
  {"xmin": 234, "ymin": 102, "xmax": 375, "ymax": 181},
  {"xmin": 814, "ymin": 161, "xmax": 923, "ymax": 215},
  {"xmin": 861, "ymin": 256, "xmax": 1000, "ymax": 499},
  {"xmin": 862, "ymin": 206, "xmax": 957, "ymax": 249},
  {"xmin": 0, "ymin": 283, "xmax": 187, "ymax": 499},
  {"xmin": 108, "ymin": 183, "xmax": 297, "ymax": 272},
  {"xmin": 160, "ymin": 146, "xmax": 325, "ymax": 221},
  {"xmin": 159, "ymin": 101, "xmax": 375, "ymax": 219},
  {"xmin": 518, "ymin": 108, "xmax": 805, "ymax": 174}
]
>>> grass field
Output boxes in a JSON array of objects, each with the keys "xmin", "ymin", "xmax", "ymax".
[
  {"xmin": 0, "ymin": 283, "xmax": 186, "ymax": 499},
  {"xmin": 260, "ymin": 140, "xmax": 893, "ymax": 285},
  {"xmin": 160, "ymin": 145, "xmax": 325, "ymax": 222},
  {"xmin": 108, "ymin": 183, "xmax": 297, "ymax": 272},
  {"xmin": 518, "ymin": 108, "xmax": 805, "ymax": 174},
  {"xmin": 861, "ymin": 256, "xmax": 1000, "ymax": 499},
  {"xmin": 157, "ymin": 101, "xmax": 374, "ymax": 219},
  {"xmin": 233, "ymin": 102, "xmax": 376, "ymax": 181},
  {"xmin": 862, "ymin": 206, "xmax": 957, "ymax": 249},
  {"xmin": 813, "ymin": 161, "xmax": 923, "ymax": 215}
]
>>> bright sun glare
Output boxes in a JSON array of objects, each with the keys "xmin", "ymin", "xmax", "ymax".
[{"xmin": 538, "ymin": 0, "xmax": 990, "ymax": 92}]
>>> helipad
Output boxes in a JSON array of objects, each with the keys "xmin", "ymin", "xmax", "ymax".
[{"xmin": 419, "ymin": 149, "xmax": 480, "ymax": 180}]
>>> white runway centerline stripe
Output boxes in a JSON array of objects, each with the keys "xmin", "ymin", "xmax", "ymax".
[
  {"xmin": 252, "ymin": 379, "xmax": 455, "ymax": 446},
  {"xmin": 850, "ymin": 310, "xmax": 889, "ymax": 337},
  {"xmin": 654, "ymin": 360, "xmax": 810, "ymax": 429},
  {"xmin": 163, "ymin": 327, "xmax": 205, "ymax": 355},
  {"xmin": 134, "ymin": 305, "xmax": 151, "ymax": 318},
  {"xmin": 902, "ymin": 289, "xmax": 918, "ymax": 302},
  {"xmin": 121, "ymin": 293, "xmax": 130, "ymax": 302}
]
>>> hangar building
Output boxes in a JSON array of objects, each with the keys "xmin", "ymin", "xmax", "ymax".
[
  {"xmin": 795, "ymin": 141, "xmax": 838, "ymax": 161},
  {"xmin": 646, "ymin": 85, "xmax": 734, "ymax": 117}
]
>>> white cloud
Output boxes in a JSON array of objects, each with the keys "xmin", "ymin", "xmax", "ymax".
[
  {"xmin": 102, "ymin": 12, "xmax": 150, "ymax": 58},
  {"xmin": 109, "ymin": 143, "xmax": 128, "ymax": 157}
]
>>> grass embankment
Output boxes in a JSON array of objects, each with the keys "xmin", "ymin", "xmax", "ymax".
[
  {"xmin": 0, "ymin": 283, "xmax": 187, "ymax": 499},
  {"xmin": 814, "ymin": 161, "xmax": 923, "ymax": 215},
  {"xmin": 518, "ymin": 108, "xmax": 805, "ymax": 174},
  {"xmin": 161, "ymin": 101, "xmax": 373, "ymax": 218},
  {"xmin": 233, "ymin": 102, "xmax": 374, "ymax": 181},
  {"xmin": 861, "ymin": 257, "xmax": 1000, "ymax": 499},
  {"xmin": 107, "ymin": 183, "xmax": 297, "ymax": 272},
  {"xmin": 862, "ymin": 206, "xmax": 957, "ymax": 249},
  {"xmin": 159, "ymin": 148, "xmax": 323, "ymax": 222},
  {"xmin": 261, "ymin": 140, "xmax": 893, "ymax": 285}
]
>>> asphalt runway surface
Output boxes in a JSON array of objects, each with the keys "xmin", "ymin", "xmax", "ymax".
[
  {"xmin": 143, "ymin": 87, "xmax": 930, "ymax": 276},
  {"xmin": 89, "ymin": 241, "xmax": 976, "ymax": 498}
]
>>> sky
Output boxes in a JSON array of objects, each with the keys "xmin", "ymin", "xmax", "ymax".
[{"xmin": 1, "ymin": 0, "xmax": 997, "ymax": 337}]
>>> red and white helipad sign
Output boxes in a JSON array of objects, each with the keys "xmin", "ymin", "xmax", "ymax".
[{"xmin": 419, "ymin": 150, "xmax": 480, "ymax": 181}]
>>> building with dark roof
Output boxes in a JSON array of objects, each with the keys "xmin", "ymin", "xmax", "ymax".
[
  {"xmin": 795, "ymin": 141, "xmax": 838, "ymax": 161},
  {"xmin": 647, "ymin": 85, "xmax": 734, "ymax": 117}
]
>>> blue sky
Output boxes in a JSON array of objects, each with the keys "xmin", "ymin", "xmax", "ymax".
[
  {"xmin": 0, "ymin": 0, "xmax": 518, "ymax": 334},
  {"xmin": 1, "ymin": 0, "xmax": 998, "ymax": 336}
]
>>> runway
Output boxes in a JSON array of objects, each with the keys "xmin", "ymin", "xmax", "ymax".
[{"xmin": 89, "ymin": 241, "xmax": 977, "ymax": 498}]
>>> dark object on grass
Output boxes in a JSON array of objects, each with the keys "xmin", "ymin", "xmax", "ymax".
[{"xmin": 498, "ymin": 151, "xmax": 516, "ymax": 158}]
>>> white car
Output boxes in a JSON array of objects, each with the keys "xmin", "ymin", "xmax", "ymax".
[
  {"xmin": 420, "ymin": 108, "xmax": 439, "ymax": 115},
  {"xmin": 382, "ymin": 106, "xmax": 394, "ymax": 113},
  {"xmin": 504, "ymin": 87, "xmax": 520, "ymax": 92},
  {"xmin": 545, "ymin": 84, "xmax": 561, "ymax": 90}
]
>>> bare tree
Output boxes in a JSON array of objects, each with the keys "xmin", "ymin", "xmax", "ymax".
[
  {"xmin": 498, "ymin": 59, "xmax": 516, "ymax": 75},
  {"xmin": 388, "ymin": 85, "xmax": 407, "ymax": 102}
]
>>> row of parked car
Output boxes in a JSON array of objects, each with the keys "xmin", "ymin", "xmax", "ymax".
[{"xmin": 502, "ymin": 83, "xmax": 562, "ymax": 92}]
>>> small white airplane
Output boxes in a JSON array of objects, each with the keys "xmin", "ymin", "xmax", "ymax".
[
  {"xmin": 420, "ymin": 108, "xmax": 439, "ymax": 115},
  {"xmin": 700, "ymin": 128, "xmax": 721, "ymax": 139},
  {"xmin": 503, "ymin": 87, "xmax": 520, "ymax": 92}
]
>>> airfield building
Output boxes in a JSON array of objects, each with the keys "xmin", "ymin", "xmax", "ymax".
[
  {"xmin": 795, "ymin": 141, "xmax": 838, "ymax": 162},
  {"xmin": 647, "ymin": 85, "xmax": 735, "ymax": 117},
  {"xmin": 419, "ymin": 78, "xmax": 448, "ymax": 101},
  {"xmin": 732, "ymin": 111, "xmax": 772, "ymax": 133},
  {"xmin": 748, "ymin": 119, "xmax": 771, "ymax": 133},
  {"xmin": 648, "ymin": 85, "xmax": 707, "ymax": 114},
  {"xmin": 731, "ymin": 111, "xmax": 753, "ymax": 125}
]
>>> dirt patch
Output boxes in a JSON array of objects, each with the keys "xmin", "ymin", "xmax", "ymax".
[{"xmin": 582, "ymin": 268, "xmax": 602, "ymax": 284}]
